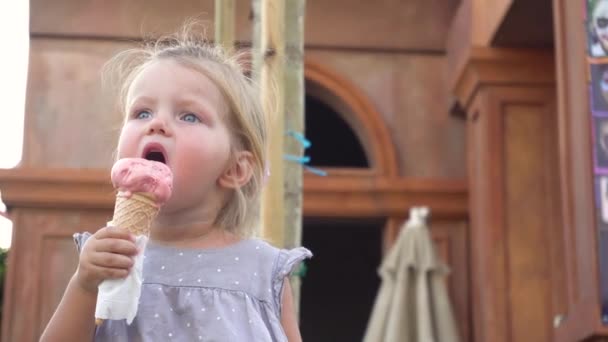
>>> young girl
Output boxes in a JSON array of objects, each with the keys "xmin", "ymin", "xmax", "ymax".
[{"xmin": 40, "ymin": 25, "xmax": 311, "ymax": 342}]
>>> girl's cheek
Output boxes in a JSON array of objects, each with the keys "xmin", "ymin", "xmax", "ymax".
[{"xmin": 116, "ymin": 131, "xmax": 138, "ymax": 158}]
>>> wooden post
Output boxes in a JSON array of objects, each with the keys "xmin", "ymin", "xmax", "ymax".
[
  {"xmin": 256, "ymin": 0, "xmax": 286, "ymax": 247},
  {"xmin": 214, "ymin": 0, "xmax": 235, "ymax": 53},
  {"xmin": 251, "ymin": 0, "xmax": 261, "ymax": 77},
  {"xmin": 283, "ymin": 0, "xmax": 306, "ymax": 312}
]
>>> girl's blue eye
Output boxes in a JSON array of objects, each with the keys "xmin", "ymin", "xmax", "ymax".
[
  {"xmin": 135, "ymin": 110, "xmax": 152, "ymax": 119},
  {"xmin": 182, "ymin": 113, "xmax": 201, "ymax": 123}
]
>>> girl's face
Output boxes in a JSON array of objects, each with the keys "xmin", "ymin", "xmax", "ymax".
[
  {"xmin": 117, "ymin": 60, "xmax": 233, "ymax": 214},
  {"xmin": 595, "ymin": 4, "xmax": 608, "ymax": 48}
]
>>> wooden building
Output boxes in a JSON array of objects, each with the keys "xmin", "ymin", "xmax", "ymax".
[{"xmin": 0, "ymin": 0, "xmax": 602, "ymax": 341}]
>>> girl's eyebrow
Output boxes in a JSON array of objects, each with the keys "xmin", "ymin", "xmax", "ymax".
[{"xmin": 127, "ymin": 95, "xmax": 156, "ymax": 108}]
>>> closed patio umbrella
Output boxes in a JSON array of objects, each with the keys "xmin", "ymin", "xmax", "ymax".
[{"xmin": 364, "ymin": 207, "xmax": 460, "ymax": 342}]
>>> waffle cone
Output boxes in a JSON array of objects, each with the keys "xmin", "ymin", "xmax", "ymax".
[{"xmin": 110, "ymin": 191, "xmax": 159, "ymax": 236}]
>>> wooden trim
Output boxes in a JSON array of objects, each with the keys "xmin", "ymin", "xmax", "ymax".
[
  {"xmin": 304, "ymin": 59, "xmax": 399, "ymax": 177},
  {"xmin": 452, "ymin": 47, "xmax": 555, "ymax": 111},
  {"xmin": 472, "ymin": 0, "xmax": 514, "ymax": 46},
  {"xmin": 304, "ymin": 174, "xmax": 468, "ymax": 219},
  {"xmin": 0, "ymin": 168, "xmax": 468, "ymax": 219},
  {"xmin": 0, "ymin": 168, "xmax": 113, "ymax": 210},
  {"xmin": 553, "ymin": 0, "xmax": 606, "ymax": 340}
]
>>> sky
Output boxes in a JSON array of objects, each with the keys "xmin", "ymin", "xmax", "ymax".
[{"xmin": 0, "ymin": 1, "xmax": 29, "ymax": 249}]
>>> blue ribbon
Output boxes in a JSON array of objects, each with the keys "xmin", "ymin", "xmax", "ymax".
[
  {"xmin": 284, "ymin": 130, "xmax": 327, "ymax": 176},
  {"xmin": 284, "ymin": 154, "xmax": 310, "ymax": 164},
  {"xmin": 286, "ymin": 130, "xmax": 311, "ymax": 149}
]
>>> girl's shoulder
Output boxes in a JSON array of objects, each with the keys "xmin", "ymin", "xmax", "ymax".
[{"xmin": 242, "ymin": 238, "xmax": 313, "ymax": 272}]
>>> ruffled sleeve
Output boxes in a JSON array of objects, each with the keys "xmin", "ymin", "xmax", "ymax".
[
  {"xmin": 272, "ymin": 247, "xmax": 312, "ymax": 313},
  {"xmin": 73, "ymin": 232, "xmax": 92, "ymax": 254}
]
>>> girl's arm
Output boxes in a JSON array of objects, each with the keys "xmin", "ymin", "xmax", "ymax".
[
  {"xmin": 39, "ymin": 273, "xmax": 98, "ymax": 341},
  {"xmin": 280, "ymin": 279, "xmax": 303, "ymax": 342},
  {"xmin": 40, "ymin": 227, "xmax": 137, "ymax": 341}
]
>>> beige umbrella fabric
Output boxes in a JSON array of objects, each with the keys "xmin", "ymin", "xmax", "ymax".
[{"xmin": 364, "ymin": 207, "xmax": 460, "ymax": 342}]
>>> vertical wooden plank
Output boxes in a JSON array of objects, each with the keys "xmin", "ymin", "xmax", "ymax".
[
  {"xmin": 257, "ymin": 0, "xmax": 286, "ymax": 247},
  {"xmin": 284, "ymin": 0, "xmax": 306, "ymax": 310}
]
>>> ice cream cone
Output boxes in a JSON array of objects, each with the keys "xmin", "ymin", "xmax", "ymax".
[{"xmin": 110, "ymin": 191, "xmax": 159, "ymax": 236}]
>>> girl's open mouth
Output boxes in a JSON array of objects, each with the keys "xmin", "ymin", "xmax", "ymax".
[{"xmin": 142, "ymin": 143, "xmax": 168, "ymax": 164}]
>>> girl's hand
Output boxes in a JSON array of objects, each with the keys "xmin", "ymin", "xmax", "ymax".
[{"xmin": 75, "ymin": 226, "xmax": 138, "ymax": 294}]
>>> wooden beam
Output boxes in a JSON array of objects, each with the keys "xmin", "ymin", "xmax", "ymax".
[{"xmin": 0, "ymin": 168, "xmax": 468, "ymax": 219}]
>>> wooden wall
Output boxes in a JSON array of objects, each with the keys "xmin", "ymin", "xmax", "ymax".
[{"xmin": 0, "ymin": 0, "xmax": 470, "ymax": 341}]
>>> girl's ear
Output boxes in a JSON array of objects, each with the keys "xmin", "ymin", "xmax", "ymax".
[{"xmin": 219, "ymin": 151, "xmax": 254, "ymax": 189}]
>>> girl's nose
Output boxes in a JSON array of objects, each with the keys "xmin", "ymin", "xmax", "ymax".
[{"xmin": 146, "ymin": 116, "xmax": 172, "ymax": 136}]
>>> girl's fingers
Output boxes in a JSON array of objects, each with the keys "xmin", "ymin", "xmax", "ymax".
[
  {"xmin": 90, "ymin": 265, "xmax": 130, "ymax": 280},
  {"xmin": 95, "ymin": 226, "xmax": 136, "ymax": 242},
  {"xmin": 94, "ymin": 238, "xmax": 138, "ymax": 256},
  {"xmin": 90, "ymin": 252, "xmax": 134, "ymax": 270}
]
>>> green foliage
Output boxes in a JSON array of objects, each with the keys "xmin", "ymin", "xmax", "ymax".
[
  {"xmin": 0, "ymin": 248, "xmax": 8, "ymax": 324},
  {"xmin": 590, "ymin": 0, "xmax": 599, "ymax": 18}
]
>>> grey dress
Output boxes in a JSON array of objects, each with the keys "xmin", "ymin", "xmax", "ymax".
[{"xmin": 74, "ymin": 232, "xmax": 312, "ymax": 342}]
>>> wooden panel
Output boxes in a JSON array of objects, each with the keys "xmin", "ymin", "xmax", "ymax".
[
  {"xmin": 504, "ymin": 104, "xmax": 552, "ymax": 341},
  {"xmin": 30, "ymin": 0, "xmax": 460, "ymax": 51},
  {"xmin": 24, "ymin": 38, "xmax": 129, "ymax": 168},
  {"xmin": 1, "ymin": 208, "xmax": 109, "ymax": 342}
]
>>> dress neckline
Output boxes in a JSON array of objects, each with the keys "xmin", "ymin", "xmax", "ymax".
[{"xmin": 146, "ymin": 237, "xmax": 257, "ymax": 254}]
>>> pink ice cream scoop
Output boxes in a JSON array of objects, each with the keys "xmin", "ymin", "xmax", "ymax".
[{"xmin": 111, "ymin": 158, "xmax": 173, "ymax": 206}]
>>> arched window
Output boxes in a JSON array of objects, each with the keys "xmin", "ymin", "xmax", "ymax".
[{"xmin": 305, "ymin": 94, "xmax": 368, "ymax": 168}]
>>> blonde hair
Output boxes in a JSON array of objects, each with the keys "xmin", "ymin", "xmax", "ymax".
[{"xmin": 104, "ymin": 23, "xmax": 268, "ymax": 237}]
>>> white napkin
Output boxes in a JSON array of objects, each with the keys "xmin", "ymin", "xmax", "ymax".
[{"xmin": 95, "ymin": 235, "xmax": 148, "ymax": 325}]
